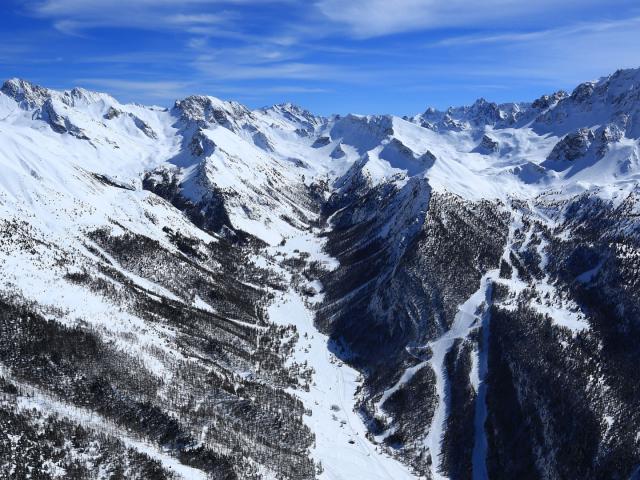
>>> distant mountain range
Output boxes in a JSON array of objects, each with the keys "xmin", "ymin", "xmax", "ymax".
[{"xmin": 0, "ymin": 68, "xmax": 639, "ymax": 479}]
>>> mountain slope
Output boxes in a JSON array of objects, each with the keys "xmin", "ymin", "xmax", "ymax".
[{"xmin": 0, "ymin": 69, "xmax": 639, "ymax": 479}]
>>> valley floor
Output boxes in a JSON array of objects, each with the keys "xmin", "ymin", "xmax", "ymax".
[{"xmin": 266, "ymin": 232, "xmax": 418, "ymax": 480}]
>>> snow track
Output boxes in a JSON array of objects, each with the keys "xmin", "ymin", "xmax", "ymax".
[
  {"xmin": 470, "ymin": 291, "xmax": 492, "ymax": 480},
  {"xmin": 375, "ymin": 361, "xmax": 429, "ymax": 421},
  {"xmin": 423, "ymin": 273, "xmax": 495, "ymax": 480},
  {"xmin": 269, "ymin": 290, "xmax": 417, "ymax": 480},
  {"xmin": 267, "ymin": 232, "xmax": 417, "ymax": 480}
]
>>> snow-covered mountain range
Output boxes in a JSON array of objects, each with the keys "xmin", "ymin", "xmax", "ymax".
[{"xmin": 0, "ymin": 68, "xmax": 639, "ymax": 479}]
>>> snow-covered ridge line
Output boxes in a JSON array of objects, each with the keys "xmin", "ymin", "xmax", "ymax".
[{"xmin": 2, "ymin": 68, "xmax": 640, "ymax": 228}]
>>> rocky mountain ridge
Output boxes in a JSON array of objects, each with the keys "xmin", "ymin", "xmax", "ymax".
[{"xmin": 0, "ymin": 68, "xmax": 639, "ymax": 479}]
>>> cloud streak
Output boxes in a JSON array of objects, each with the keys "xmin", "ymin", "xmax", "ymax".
[
  {"xmin": 74, "ymin": 78, "xmax": 194, "ymax": 100},
  {"xmin": 431, "ymin": 15, "xmax": 640, "ymax": 47},
  {"xmin": 314, "ymin": 0, "xmax": 633, "ymax": 38},
  {"xmin": 27, "ymin": 0, "xmax": 237, "ymax": 34}
]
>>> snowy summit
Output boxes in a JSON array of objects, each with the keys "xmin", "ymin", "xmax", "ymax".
[{"xmin": 0, "ymin": 65, "xmax": 640, "ymax": 480}]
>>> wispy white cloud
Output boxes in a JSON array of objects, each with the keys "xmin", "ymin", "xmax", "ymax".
[
  {"xmin": 264, "ymin": 85, "xmax": 330, "ymax": 93},
  {"xmin": 192, "ymin": 56, "xmax": 359, "ymax": 81},
  {"xmin": 27, "ymin": 0, "xmax": 235, "ymax": 34},
  {"xmin": 410, "ymin": 16, "xmax": 640, "ymax": 93},
  {"xmin": 210, "ymin": 84, "xmax": 331, "ymax": 94},
  {"xmin": 74, "ymin": 77, "xmax": 194, "ymax": 100},
  {"xmin": 314, "ymin": 0, "xmax": 634, "ymax": 38},
  {"xmin": 431, "ymin": 15, "xmax": 640, "ymax": 47},
  {"xmin": 73, "ymin": 77, "xmax": 330, "ymax": 105}
]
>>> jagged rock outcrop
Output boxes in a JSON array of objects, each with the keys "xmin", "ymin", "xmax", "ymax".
[
  {"xmin": 531, "ymin": 90, "xmax": 569, "ymax": 110},
  {"xmin": 174, "ymin": 95, "xmax": 253, "ymax": 132},
  {"xmin": 546, "ymin": 128, "xmax": 595, "ymax": 162},
  {"xmin": 311, "ymin": 136, "xmax": 331, "ymax": 148},
  {"xmin": 475, "ymin": 134, "xmax": 499, "ymax": 154},
  {"xmin": 1, "ymin": 78, "xmax": 52, "ymax": 109},
  {"xmin": 38, "ymin": 98, "xmax": 90, "ymax": 139}
]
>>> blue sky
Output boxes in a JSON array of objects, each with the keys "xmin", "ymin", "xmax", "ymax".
[{"xmin": 1, "ymin": 0, "xmax": 640, "ymax": 115}]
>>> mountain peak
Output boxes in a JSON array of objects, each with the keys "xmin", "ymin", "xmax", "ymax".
[
  {"xmin": 269, "ymin": 102, "xmax": 309, "ymax": 114},
  {"xmin": 262, "ymin": 102, "xmax": 325, "ymax": 130},
  {"xmin": 263, "ymin": 101, "xmax": 325, "ymax": 121},
  {"xmin": 1, "ymin": 78, "xmax": 52, "ymax": 109},
  {"xmin": 2, "ymin": 68, "xmax": 640, "ymax": 480},
  {"xmin": 174, "ymin": 94, "xmax": 251, "ymax": 125},
  {"xmin": 1, "ymin": 78, "xmax": 120, "ymax": 111},
  {"xmin": 66, "ymin": 86, "xmax": 117, "ymax": 107}
]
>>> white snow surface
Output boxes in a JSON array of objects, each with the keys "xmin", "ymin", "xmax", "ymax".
[
  {"xmin": 2, "ymin": 71, "xmax": 640, "ymax": 249},
  {"xmin": 2, "ymin": 70, "xmax": 640, "ymax": 479},
  {"xmin": 265, "ymin": 229, "xmax": 416, "ymax": 480},
  {"xmin": 269, "ymin": 291, "xmax": 416, "ymax": 480}
]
